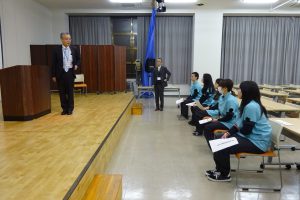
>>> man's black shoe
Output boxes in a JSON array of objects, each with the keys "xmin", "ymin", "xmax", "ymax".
[{"xmin": 61, "ymin": 111, "xmax": 67, "ymax": 115}]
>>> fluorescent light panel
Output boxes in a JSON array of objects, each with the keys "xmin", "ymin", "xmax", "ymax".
[
  {"xmin": 242, "ymin": 0, "xmax": 279, "ymax": 3},
  {"xmin": 165, "ymin": 0, "xmax": 197, "ymax": 3},
  {"xmin": 110, "ymin": 0, "xmax": 142, "ymax": 3}
]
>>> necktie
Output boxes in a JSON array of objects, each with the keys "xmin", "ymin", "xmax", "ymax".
[{"xmin": 63, "ymin": 48, "xmax": 69, "ymax": 72}]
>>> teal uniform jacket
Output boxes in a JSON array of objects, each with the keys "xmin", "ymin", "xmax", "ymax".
[
  {"xmin": 190, "ymin": 81, "xmax": 202, "ymax": 101},
  {"xmin": 207, "ymin": 92, "xmax": 239, "ymax": 129},
  {"xmin": 236, "ymin": 101, "xmax": 272, "ymax": 152}
]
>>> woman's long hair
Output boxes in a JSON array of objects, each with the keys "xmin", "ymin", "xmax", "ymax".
[
  {"xmin": 202, "ymin": 73, "xmax": 215, "ymax": 94},
  {"xmin": 239, "ymin": 81, "xmax": 267, "ymax": 117}
]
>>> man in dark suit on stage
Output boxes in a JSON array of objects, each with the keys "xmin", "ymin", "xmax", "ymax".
[
  {"xmin": 52, "ymin": 32, "xmax": 80, "ymax": 115},
  {"xmin": 153, "ymin": 57, "xmax": 171, "ymax": 111}
]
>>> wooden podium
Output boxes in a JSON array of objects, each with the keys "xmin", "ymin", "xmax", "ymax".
[{"xmin": 0, "ymin": 65, "xmax": 51, "ymax": 121}]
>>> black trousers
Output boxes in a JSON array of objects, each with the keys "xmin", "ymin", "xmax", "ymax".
[
  {"xmin": 214, "ymin": 135, "xmax": 264, "ymax": 176},
  {"xmin": 154, "ymin": 83, "xmax": 164, "ymax": 109},
  {"xmin": 203, "ymin": 121, "xmax": 229, "ymax": 146},
  {"xmin": 191, "ymin": 107, "xmax": 209, "ymax": 124},
  {"xmin": 203, "ymin": 122, "xmax": 264, "ymax": 175},
  {"xmin": 180, "ymin": 96, "xmax": 194, "ymax": 119},
  {"xmin": 57, "ymin": 71, "xmax": 75, "ymax": 112}
]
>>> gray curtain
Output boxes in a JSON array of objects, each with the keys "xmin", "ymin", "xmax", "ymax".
[
  {"xmin": 137, "ymin": 16, "xmax": 193, "ymax": 84},
  {"xmin": 221, "ymin": 16, "xmax": 300, "ymax": 85},
  {"xmin": 69, "ymin": 16, "xmax": 112, "ymax": 45}
]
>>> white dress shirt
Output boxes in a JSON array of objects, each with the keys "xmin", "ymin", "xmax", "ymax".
[{"xmin": 62, "ymin": 45, "xmax": 73, "ymax": 72}]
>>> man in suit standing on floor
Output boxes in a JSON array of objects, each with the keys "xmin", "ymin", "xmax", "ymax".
[
  {"xmin": 52, "ymin": 32, "xmax": 80, "ymax": 115},
  {"xmin": 153, "ymin": 57, "xmax": 171, "ymax": 111}
]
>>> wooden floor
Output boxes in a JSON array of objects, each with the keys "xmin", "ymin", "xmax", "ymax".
[{"xmin": 0, "ymin": 92, "xmax": 134, "ymax": 200}]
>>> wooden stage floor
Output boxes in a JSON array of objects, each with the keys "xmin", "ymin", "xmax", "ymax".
[{"xmin": 0, "ymin": 92, "xmax": 134, "ymax": 200}]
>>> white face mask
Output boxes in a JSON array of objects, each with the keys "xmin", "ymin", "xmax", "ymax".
[{"xmin": 218, "ymin": 87, "xmax": 223, "ymax": 95}]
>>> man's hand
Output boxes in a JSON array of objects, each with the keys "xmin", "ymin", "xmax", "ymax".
[
  {"xmin": 52, "ymin": 77, "xmax": 56, "ymax": 82},
  {"xmin": 74, "ymin": 65, "xmax": 78, "ymax": 70},
  {"xmin": 221, "ymin": 132, "xmax": 230, "ymax": 139}
]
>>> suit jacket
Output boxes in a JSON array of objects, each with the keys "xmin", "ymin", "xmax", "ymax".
[
  {"xmin": 52, "ymin": 45, "xmax": 80, "ymax": 79},
  {"xmin": 153, "ymin": 66, "xmax": 171, "ymax": 87}
]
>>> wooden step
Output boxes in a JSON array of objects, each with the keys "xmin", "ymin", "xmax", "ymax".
[{"xmin": 82, "ymin": 174, "xmax": 122, "ymax": 200}]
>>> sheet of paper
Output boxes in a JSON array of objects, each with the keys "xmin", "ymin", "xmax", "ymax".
[
  {"xmin": 209, "ymin": 137, "xmax": 239, "ymax": 153},
  {"xmin": 176, "ymin": 98, "xmax": 184, "ymax": 105},
  {"xmin": 274, "ymin": 119, "xmax": 293, "ymax": 126},
  {"xmin": 186, "ymin": 102, "xmax": 196, "ymax": 107},
  {"xmin": 195, "ymin": 101, "xmax": 205, "ymax": 110},
  {"xmin": 199, "ymin": 118, "xmax": 212, "ymax": 124}
]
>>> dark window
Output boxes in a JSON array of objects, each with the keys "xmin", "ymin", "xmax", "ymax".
[{"xmin": 112, "ymin": 17, "xmax": 137, "ymax": 79}]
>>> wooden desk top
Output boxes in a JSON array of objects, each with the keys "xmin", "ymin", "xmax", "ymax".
[
  {"xmin": 261, "ymin": 98, "xmax": 300, "ymax": 112},
  {"xmin": 282, "ymin": 85, "xmax": 300, "ymax": 90},
  {"xmin": 269, "ymin": 118, "xmax": 300, "ymax": 143},
  {"xmin": 260, "ymin": 90, "xmax": 288, "ymax": 98},
  {"xmin": 285, "ymin": 90, "xmax": 300, "ymax": 95},
  {"xmin": 237, "ymin": 98, "xmax": 300, "ymax": 112},
  {"xmin": 259, "ymin": 85, "xmax": 283, "ymax": 90},
  {"xmin": 287, "ymin": 98, "xmax": 300, "ymax": 104},
  {"xmin": 233, "ymin": 84, "xmax": 240, "ymax": 89}
]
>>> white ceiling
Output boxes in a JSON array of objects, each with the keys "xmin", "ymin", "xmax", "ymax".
[{"xmin": 33, "ymin": 0, "xmax": 300, "ymax": 10}]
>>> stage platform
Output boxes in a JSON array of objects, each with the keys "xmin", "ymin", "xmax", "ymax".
[{"xmin": 0, "ymin": 92, "xmax": 134, "ymax": 200}]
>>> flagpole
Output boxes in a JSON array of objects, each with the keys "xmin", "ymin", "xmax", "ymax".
[{"xmin": 141, "ymin": 0, "xmax": 157, "ymax": 98}]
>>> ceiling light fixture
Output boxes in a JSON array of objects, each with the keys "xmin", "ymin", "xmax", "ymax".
[
  {"xmin": 271, "ymin": 0, "xmax": 295, "ymax": 10},
  {"xmin": 164, "ymin": 0, "xmax": 197, "ymax": 3},
  {"xmin": 242, "ymin": 0, "xmax": 279, "ymax": 4},
  {"xmin": 109, "ymin": 0, "xmax": 143, "ymax": 3}
]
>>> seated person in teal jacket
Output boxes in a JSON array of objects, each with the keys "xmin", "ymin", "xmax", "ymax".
[
  {"xmin": 193, "ymin": 79, "xmax": 239, "ymax": 136},
  {"xmin": 204, "ymin": 81, "xmax": 272, "ymax": 182},
  {"xmin": 180, "ymin": 72, "xmax": 202, "ymax": 119},
  {"xmin": 189, "ymin": 78, "xmax": 222, "ymax": 126}
]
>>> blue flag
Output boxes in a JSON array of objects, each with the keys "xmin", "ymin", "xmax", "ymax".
[{"xmin": 142, "ymin": 8, "xmax": 156, "ymax": 86}]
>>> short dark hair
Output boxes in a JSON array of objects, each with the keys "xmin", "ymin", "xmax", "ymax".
[
  {"xmin": 192, "ymin": 72, "xmax": 199, "ymax": 80},
  {"xmin": 60, "ymin": 32, "xmax": 71, "ymax": 39},
  {"xmin": 219, "ymin": 79, "xmax": 233, "ymax": 92},
  {"xmin": 215, "ymin": 78, "xmax": 222, "ymax": 85},
  {"xmin": 157, "ymin": 57, "xmax": 162, "ymax": 62}
]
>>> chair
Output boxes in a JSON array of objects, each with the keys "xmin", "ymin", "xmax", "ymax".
[
  {"xmin": 235, "ymin": 120, "xmax": 283, "ymax": 191},
  {"xmin": 74, "ymin": 74, "xmax": 87, "ymax": 94}
]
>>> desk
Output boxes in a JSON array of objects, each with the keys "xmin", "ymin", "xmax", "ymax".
[
  {"xmin": 269, "ymin": 118, "xmax": 300, "ymax": 169},
  {"xmin": 286, "ymin": 98, "xmax": 300, "ymax": 104},
  {"xmin": 261, "ymin": 98, "xmax": 300, "ymax": 117},
  {"xmin": 237, "ymin": 98, "xmax": 300, "ymax": 117},
  {"xmin": 259, "ymin": 85, "xmax": 283, "ymax": 92},
  {"xmin": 137, "ymin": 86, "xmax": 180, "ymax": 99},
  {"xmin": 270, "ymin": 118, "xmax": 300, "ymax": 143},
  {"xmin": 260, "ymin": 90, "xmax": 288, "ymax": 102},
  {"xmin": 281, "ymin": 85, "xmax": 300, "ymax": 90},
  {"xmin": 285, "ymin": 89, "xmax": 300, "ymax": 96},
  {"xmin": 233, "ymin": 84, "xmax": 240, "ymax": 89}
]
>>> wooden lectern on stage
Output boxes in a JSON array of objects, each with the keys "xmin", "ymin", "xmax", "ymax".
[{"xmin": 0, "ymin": 65, "xmax": 51, "ymax": 121}]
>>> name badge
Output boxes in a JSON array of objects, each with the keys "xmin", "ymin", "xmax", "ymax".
[{"xmin": 157, "ymin": 77, "xmax": 161, "ymax": 80}]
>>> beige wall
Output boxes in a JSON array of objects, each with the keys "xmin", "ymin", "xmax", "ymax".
[{"xmin": 0, "ymin": 0, "xmax": 53, "ymax": 67}]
